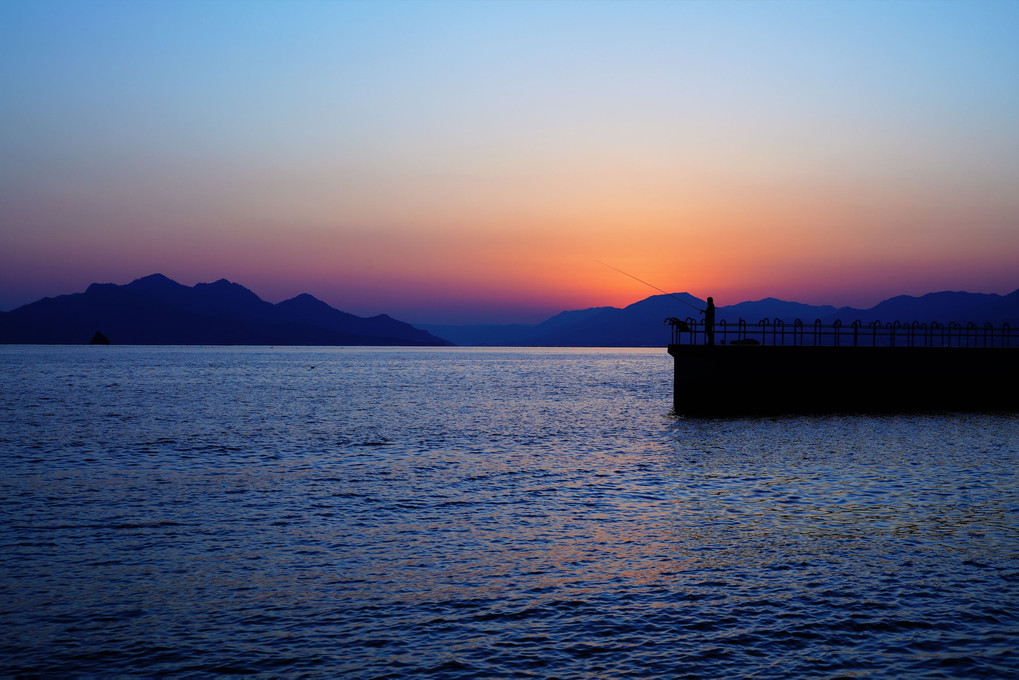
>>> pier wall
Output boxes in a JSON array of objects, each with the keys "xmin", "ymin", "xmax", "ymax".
[{"xmin": 668, "ymin": 345, "xmax": 1019, "ymax": 416}]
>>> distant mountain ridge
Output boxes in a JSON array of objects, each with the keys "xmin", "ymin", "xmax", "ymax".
[
  {"xmin": 422, "ymin": 288, "xmax": 1019, "ymax": 347},
  {"xmin": 2, "ymin": 275, "xmax": 1016, "ymax": 346},
  {"xmin": 0, "ymin": 274, "xmax": 450, "ymax": 346}
]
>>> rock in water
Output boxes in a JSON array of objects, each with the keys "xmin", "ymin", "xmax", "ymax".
[{"xmin": 89, "ymin": 331, "xmax": 110, "ymax": 345}]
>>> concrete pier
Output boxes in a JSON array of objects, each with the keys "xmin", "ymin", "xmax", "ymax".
[{"xmin": 668, "ymin": 344, "xmax": 1019, "ymax": 416}]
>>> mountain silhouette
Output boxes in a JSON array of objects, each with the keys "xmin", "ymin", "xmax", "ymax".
[
  {"xmin": 0, "ymin": 274, "xmax": 451, "ymax": 346},
  {"xmin": 3, "ymin": 276, "xmax": 1016, "ymax": 346},
  {"xmin": 422, "ymin": 288, "xmax": 1019, "ymax": 346},
  {"xmin": 829, "ymin": 290, "xmax": 1019, "ymax": 324}
]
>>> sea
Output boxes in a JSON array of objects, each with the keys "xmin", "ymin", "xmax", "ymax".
[{"xmin": 1, "ymin": 345, "xmax": 1016, "ymax": 678}]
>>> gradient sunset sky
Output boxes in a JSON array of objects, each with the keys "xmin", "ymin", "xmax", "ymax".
[{"xmin": 2, "ymin": 0, "xmax": 1017, "ymax": 324}]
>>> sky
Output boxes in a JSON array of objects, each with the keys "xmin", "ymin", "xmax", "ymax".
[{"xmin": 1, "ymin": 0, "xmax": 1017, "ymax": 324}]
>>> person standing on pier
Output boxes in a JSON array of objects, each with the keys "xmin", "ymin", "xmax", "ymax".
[{"xmin": 702, "ymin": 297, "xmax": 716, "ymax": 345}]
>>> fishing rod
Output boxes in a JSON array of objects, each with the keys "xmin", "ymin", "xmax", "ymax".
[{"xmin": 598, "ymin": 261, "xmax": 703, "ymax": 312}]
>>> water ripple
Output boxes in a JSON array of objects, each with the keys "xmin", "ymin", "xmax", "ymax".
[{"xmin": 1, "ymin": 346, "xmax": 1016, "ymax": 678}]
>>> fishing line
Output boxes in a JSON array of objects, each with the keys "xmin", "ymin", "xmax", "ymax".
[{"xmin": 597, "ymin": 261, "xmax": 703, "ymax": 312}]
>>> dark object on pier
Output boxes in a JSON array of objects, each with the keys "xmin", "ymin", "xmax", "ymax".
[
  {"xmin": 667, "ymin": 317, "xmax": 1018, "ymax": 415},
  {"xmin": 89, "ymin": 331, "xmax": 110, "ymax": 345},
  {"xmin": 664, "ymin": 317, "xmax": 691, "ymax": 333}
]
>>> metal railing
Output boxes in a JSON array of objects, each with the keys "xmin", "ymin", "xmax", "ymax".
[{"xmin": 666, "ymin": 318, "xmax": 1017, "ymax": 348}]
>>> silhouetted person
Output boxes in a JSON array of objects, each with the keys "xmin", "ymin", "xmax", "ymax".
[{"xmin": 701, "ymin": 297, "xmax": 716, "ymax": 345}]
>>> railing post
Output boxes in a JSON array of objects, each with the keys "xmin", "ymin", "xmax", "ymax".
[
  {"xmin": 813, "ymin": 319, "xmax": 822, "ymax": 346},
  {"xmin": 794, "ymin": 319, "xmax": 803, "ymax": 346},
  {"xmin": 889, "ymin": 321, "xmax": 901, "ymax": 348},
  {"xmin": 759, "ymin": 318, "xmax": 770, "ymax": 346},
  {"xmin": 870, "ymin": 320, "xmax": 881, "ymax": 347},
  {"xmin": 852, "ymin": 320, "xmax": 861, "ymax": 347},
  {"xmin": 775, "ymin": 319, "xmax": 785, "ymax": 346},
  {"xmin": 948, "ymin": 322, "xmax": 960, "ymax": 347}
]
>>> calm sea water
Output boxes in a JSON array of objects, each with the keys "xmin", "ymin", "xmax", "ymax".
[{"xmin": 1, "ymin": 346, "xmax": 1016, "ymax": 678}]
